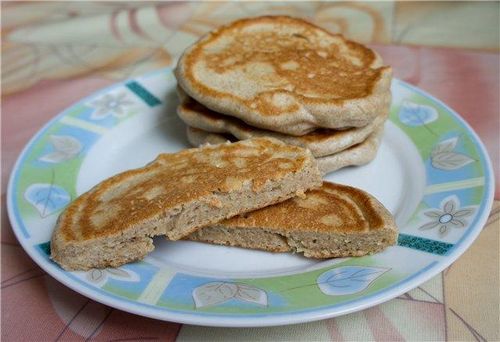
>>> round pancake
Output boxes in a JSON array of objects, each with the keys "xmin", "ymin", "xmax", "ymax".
[
  {"xmin": 186, "ymin": 126, "xmax": 384, "ymax": 175},
  {"xmin": 175, "ymin": 16, "xmax": 392, "ymax": 136},
  {"xmin": 177, "ymin": 89, "xmax": 386, "ymax": 157}
]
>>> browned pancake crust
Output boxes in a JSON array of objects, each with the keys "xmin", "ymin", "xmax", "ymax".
[
  {"xmin": 176, "ymin": 16, "xmax": 392, "ymax": 135},
  {"xmin": 181, "ymin": 16, "xmax": 388, "ymax": 110},
  {"xmin": 56, "ymin": 138, "xmax": 316, "ymax": 243},
  {"xmin": 221, "ymin": 182, "xmax": 387, "ymax": 233},
  {"xmin": 187, "ymin": 182, "xmax": 398, "ymax": 258}
]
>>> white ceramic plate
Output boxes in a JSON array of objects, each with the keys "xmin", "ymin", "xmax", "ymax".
[{"xmin": 7, "ymin": 69, "xmax": 494, "ymax": 327}]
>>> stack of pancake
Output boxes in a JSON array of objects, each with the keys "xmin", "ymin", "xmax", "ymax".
[
  {"xmin": 174, "ymin": 16, "xmax": 392, "ymax": 174},
  {"xmin": 50, "ymin": 17, "xmax": 399, "ymax": 272}
]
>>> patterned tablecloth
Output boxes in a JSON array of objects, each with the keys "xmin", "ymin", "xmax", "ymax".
[{"xmin": 2, "ymin": 2, "xmax": 499, "ymax": 341}]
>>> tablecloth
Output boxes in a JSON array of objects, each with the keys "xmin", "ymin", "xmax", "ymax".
[{"xmin": 2, "ymin": 2, "xmax": 499, "ymax": 341}]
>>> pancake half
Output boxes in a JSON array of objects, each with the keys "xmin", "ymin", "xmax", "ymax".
[
  {"xmin": 175, "ymin": 16, "xmax": 392, "ymax": 135},
  {"xmin": 187, "ymin": 182, "xmax": 398, "ymax": 258},
  {"xmin": 51, "ymin": 138, "xmax": 322, "ymax": 270},
  {"xmin": 186, "ymin": 126, "xmax": 384, "ymax": 175},
  {"xmin": 177, "ymin": 90, "xmax": 386, "ymax": 157}
]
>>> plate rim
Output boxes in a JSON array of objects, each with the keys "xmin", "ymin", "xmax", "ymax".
[{"xmin": 6, "ymin": 73, "xmax": 495, "ymax": 327}]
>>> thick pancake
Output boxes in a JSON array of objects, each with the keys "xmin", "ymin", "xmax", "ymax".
[
  {"xmin": 186, "ymin": 126, "xmax": 384, "ymax": 175},
  {"xmin": 187, "ymin": 181, "xmax": 398, "ymax": 258},
  {"xmin": 177, "ymin": 90, "xmax": 386, "ymax": 157},
  {"xmin": 51, "ymin": 138, "xmax": 322, "ymax": 270},
  {"xmin": 175, "ymin": 16, "xmax": 392, "ymax": 136}
]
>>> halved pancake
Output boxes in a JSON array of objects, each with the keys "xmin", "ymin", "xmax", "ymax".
[
  {"xmin": 186, "ymin": 126, "xmax": 384, "ymax": 175},
  {"xmin": 187, "ymin": 182, "xmax": 398, "ymax": 258},
  {"xmin": 177, "ymin": 90, "xmax": 386, "ymax": 157},
  {"xmin": 51, "ymin": 138, "xmax": 322, "ymax": 270},
  {"xmin": 175, "ymin": 15, "xmax": 392, "ymax": 136}
]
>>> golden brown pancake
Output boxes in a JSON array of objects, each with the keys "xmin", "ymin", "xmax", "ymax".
[
  {"xmin": 51, "ymin": 138, "xmax": 322, "ymax": 270},
  {"xmin": 187, "ymin": 181, "xmax": 398, "ymax": 258},
  {"xmin": 175, "ymin": 16, "xmax": 392, "ymax": 135}
]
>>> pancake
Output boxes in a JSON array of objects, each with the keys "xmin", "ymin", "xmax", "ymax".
[
  {"xmin": 175, "ymin": 15, "xmax": 392, "ymax": 136},
  {"xmin": 316, "ymin": 127, "xmax": 383, "ymax": 174},
  {"xmin": 186, "ymin": 126, "xmax": 384, "ymax": 175},
  {"xmin": 177, "ymin": 90, "xmax": 386, "ymax": 157},
  {"xmin": 51, "ymin": 138, "xmax": 322, "ymax": 270},
  {"xmin": 187, "ymin": 181, "xmax": 398, "ymax": 258}
]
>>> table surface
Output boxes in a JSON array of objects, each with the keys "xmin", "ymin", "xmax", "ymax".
[{"xmin": 2, "ymin": 2, "xmax": 499, "ymax": 341}]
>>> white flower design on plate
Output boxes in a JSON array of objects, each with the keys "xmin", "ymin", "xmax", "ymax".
[
  {"xmin": 419, "ymin": 196, "xmax": 475, "ymax": 237},
  {"xmin": 88, "ymin": 92, "xmax": 133, "ymax": 120}
]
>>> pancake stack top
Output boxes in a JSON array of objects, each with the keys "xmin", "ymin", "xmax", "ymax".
[{"xmin": 174, "ymin": 16, "xmax": 392, "ymax": 174}]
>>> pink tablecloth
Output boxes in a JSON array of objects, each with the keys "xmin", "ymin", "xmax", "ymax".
[{"xmin": 2, "ymin": 2, "xmax": 499, "ymax": 341}]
